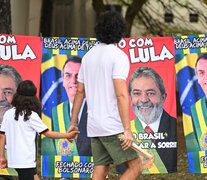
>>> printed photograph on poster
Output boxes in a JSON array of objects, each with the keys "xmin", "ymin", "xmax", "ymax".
[
  {"xmin": 175, "ymin": 35, "xmax": 207, "ymax": 173},
  {"xmin": 116, "ymin": 37, "xmax": 177, "ymax": 174},
  {"xmin": 41, "ymin": 37, "xmax": 98, "ymax": 178},
  {"xmin": 41, "ymin": 54, "xmax": 91, "ymax": 157},
  {"xmin": 0, "ymin": 34, "xmax": 42, "ymax": 176}
]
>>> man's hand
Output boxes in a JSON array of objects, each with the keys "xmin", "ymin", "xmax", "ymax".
[
  {"xmin": 0, "ymin": 158, "xmax": 7, "ymax": 168},
  {"xmin": 121, "ymin": 130, "xmax": 133, "ymax": 151},
  {"xmin": 67, "ymin": 125, "xmax": 79, "ymax": 143}
]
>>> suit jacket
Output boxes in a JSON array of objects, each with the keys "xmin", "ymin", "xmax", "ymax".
[
  {"xmin": 155, "ymin": 110, "xmax": 177, "ymax": 173},
  {"xmin": 41, "ymin": 100, "xmax": 92, "ymax": 156}
]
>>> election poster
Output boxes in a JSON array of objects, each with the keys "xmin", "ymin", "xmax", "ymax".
[
  {"xmin": 41, "ymin": 37, "xmax": 98, "ymax": 178},
  {"xmin": 116, "ymin": 37, "xmax": 177, "ymax": 174},
  {"xmin": 41, "ymin": 36, "xmax": 177, "ymax": 177},
  {"xmin": 175, "ymin": 34, "xmax": 207, "ymax": 173},
  {"xmin": 0, "ymin": 34, "xmax": 42, "ymax": 176}
]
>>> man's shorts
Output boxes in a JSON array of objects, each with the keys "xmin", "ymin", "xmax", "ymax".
[{"xmin": 91, "ymin": 133, "xmax": 139, "ymax": 166}]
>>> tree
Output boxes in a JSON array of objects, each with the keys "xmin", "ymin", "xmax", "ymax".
[
  {"xmin": 92, "ymin": 0, "xmax": 146, "ymax": 37},
  {"xmin": 92, "ymin": 0, "xmax": 207, "ymax": 37},
  {"xmin": 0, "ymin": 0, "xmax": 11, "ymax": 34}
]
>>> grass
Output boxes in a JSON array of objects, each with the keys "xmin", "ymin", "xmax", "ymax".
[{"xmin": 38, "ymin": 116, "xmax": 207, "ymax": 180}]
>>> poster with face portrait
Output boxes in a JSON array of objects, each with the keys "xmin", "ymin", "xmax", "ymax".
[
  {"xmin": 41, "ymin": 36, "xmax": 177, "ymax": 177},
  {"xmin": 116, "ymin": 37, "xmax": 177, "ymax": 174},
  {"xmin": 0, "ymin": 34, "xmax": 42, "ymax": 176},
  {"xmin": 175, "ymin": 34, "xmax": 207, "ymax": 173},
  {"xmin": 41, "ymin": 37, "xmax": 98, "ymax": 178}
]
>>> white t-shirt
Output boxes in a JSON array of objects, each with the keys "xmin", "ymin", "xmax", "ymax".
[
  {"xmin": 78, "ymin": 43, "xmax": 130, "ymax": 137},
  {"xmin": 0, "ymin": 107, "xmax": 48, "ymax": 168}
]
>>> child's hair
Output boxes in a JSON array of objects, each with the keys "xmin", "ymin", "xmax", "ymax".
[{"xmin": 11, "ymin": 80, "xmax": 41, "ymax": 121}]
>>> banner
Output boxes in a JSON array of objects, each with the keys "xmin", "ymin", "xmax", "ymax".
[
  {"xmin": 175, "ymin": 34, "xmax": 207, "ymax": 173},
  {"xmin": 41, "ymin": 37, "xmax": 98, "ymax": 178},
  {"xmin": 41, "ymin": 36, "xmax": 177, "ymax": 177},
  {"xmin": 116, "ymin": 37, "xmax": 177, "ymax": 174},
  {"xmin": 0, "ymin": 34, "xmax": 42, "ymax": 176}
]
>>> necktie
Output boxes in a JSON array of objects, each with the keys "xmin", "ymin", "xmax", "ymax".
[
  {"xmin": 144, "ymin": 126, "xmax": 155, "ymax": 143},
  {"xmin": 145, "ymin": 126, "xmax": 154, "ymax": 134}
]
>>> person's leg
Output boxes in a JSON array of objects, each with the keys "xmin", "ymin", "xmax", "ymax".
[
  {"xmin": 120, "ymin": 157, "xmax": 143, "ymax": 180},
  {"xmin": 92, "ymin": 165, "xmax": 110, "ymax": 180},
  {"xmin": 33, "ymin": 168, "xmax": 39, "ymax": 180},
  {"xmin": 34, "ymin": 174, "xmax": 39, "ymax": 180},
  {"xmin": 91, "ymin": 137, "xmax": 113, "ymax": 180},
  {"xmin": 100, "ymin": 134, "xmax": 142, "ymax": 179}
]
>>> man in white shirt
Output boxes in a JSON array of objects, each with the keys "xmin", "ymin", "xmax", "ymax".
[{"xmin": 68, "ymin": 11, "xmax": 143, "ymax": 180}]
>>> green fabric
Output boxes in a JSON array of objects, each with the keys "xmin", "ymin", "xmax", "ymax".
[
  {"xmin": 190, "ymin": 97, "xmax": 207, "ymax": 150},
  {"xmin": 52, "ymin": 101, "xmax": 78, "ymax": 156},
  {"xmin": 133, "ymin": 117, "xmax": 167, "ymax": 173}
]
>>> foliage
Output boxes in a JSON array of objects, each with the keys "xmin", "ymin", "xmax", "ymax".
[
  {"xmin": 0, "ymin": 0, "xmax": 11, "ymax": 34},
  {"xmin": 92, "ymin": 0, "xmax": 207, "ymax": 37}
]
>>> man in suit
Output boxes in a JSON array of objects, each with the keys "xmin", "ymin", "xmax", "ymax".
[
  {"xmin": 190, "ymin": 53, "xmax": 207, "ymax": 152},
  {"xmin": 0, "ymin": 64, "xmax": 22, "ymax": 180},
  {"xmin": 0, "ymin": 64, "xmax": 22, "ymax": 126},
  {"xmin": 117, "ymin": 66, "xmax": 177, "ymax": 173},
  {"xmin": 42, "ymin": 56, "xmax": 91, "ymax": 156}
]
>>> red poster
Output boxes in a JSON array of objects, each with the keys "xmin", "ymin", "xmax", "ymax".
[
  {"xmin": 117, "ymin": 37, "xmax": 177, "ymax": 173},
  {"xmin": 0, "ymin": 34, "xmax": 42, "ymax": 96},
  {"xmin": 0, "ymin": 34, "xmax": 42, "ymax": 176}
]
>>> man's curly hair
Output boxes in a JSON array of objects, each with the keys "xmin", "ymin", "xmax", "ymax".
[
  {"xmin": 95, "ymin": 11, "xmax": 127, "ymax": 44},
  {"xmin": 11, "ymin": 80, "xmax": 41, "ymax": 121}
]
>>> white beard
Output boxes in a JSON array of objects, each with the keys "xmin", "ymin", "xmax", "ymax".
[
  {"xmin": 132, "ymin": 100, "xmax": 164, "ymax": 124},
  {"xmin": 0, "ymin": 108, "xmax": 9, "ymax": 126},
  {"xmin": 0, "ymin": 101, "xmax": 12, "ymax": 126}
]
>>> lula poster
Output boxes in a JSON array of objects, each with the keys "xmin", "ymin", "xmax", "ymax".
[
  {"xmin": 116, "ymin": 36, "xmax": 177, "ymax": 174},
  {"xmin": 0, "ymin": 34, "xmax": 42, "ymax": 176}
]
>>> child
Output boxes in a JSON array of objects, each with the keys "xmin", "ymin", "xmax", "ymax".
[{"xmin": 0, "ymin": 80, "xmax": 79, "ymax": 180}]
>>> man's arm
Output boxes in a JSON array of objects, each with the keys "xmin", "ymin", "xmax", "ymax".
[
  {"xmin": 67, "ymin": 82, "xmax": 85, "ymax": 139},
  {"xmin": 113, "ymin": 79, "xmax": 133, "ymax": 151}
]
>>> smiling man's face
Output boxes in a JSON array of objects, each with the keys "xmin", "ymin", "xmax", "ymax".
[
  {"xmin": 130, "ymin": 76, "xmax": 165, "ymax": 124},
  {"xmin": 196, "ymin": 59, "xmax": 207, "ymax": 96},
  {"xmin": 63, "ymin": 61, "xmax": 81, "ymax": 104},
  {"xmin": 0, "ymin": 74, "xmax": 16, "ymax": 124}
]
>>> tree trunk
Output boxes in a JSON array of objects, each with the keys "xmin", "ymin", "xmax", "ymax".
[
  {"xmin": 125, "ymin": 0, "xmax": 147, "ymax": 37},
  {"xmin": 92, "ymin": 0, "xmax": 106, "ymax": 18},
  {"xmin": 40, "ymin": 0, "xmax": 53, "ymax": 36},
  {"xmin": 0, "ymin": 0, "xmax": 12, "ymax": 34},
  {"xmin": 92, "ymin": 0, "xmax": 147, "ymax": 37}
]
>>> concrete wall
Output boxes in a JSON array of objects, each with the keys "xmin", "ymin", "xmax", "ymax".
[
  {"xmin": 11, "ymin": 0, "xmax": 42, "ymax": 36},
  {"xmin": 10, "ymin": 0, "xmax": 96, "ymax": 37}
]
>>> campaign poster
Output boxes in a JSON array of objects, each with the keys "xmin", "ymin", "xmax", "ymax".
[
  {"xmin": 175, "ymin": 34, "xmax": 207, "ymax": 173},
  {"xmin": 0, "ymin": 34, "xmax": 42, "ymax": 176},
  {"xmin": 117, "ymin": 36, "xmax": 177, "ymax": 174},
  {"xmin": 41, "ymin": 37, "xmax": 98, "ymax": 178}
]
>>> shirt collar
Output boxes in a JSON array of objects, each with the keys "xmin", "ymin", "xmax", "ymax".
[{"xmin": 139, "ymin": 110, "xmax": 163, "ymax": 132}]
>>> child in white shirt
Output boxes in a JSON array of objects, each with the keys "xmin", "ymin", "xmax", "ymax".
[{"xmin": 0, "ymin": 80, "xmax": 79, "ymax": 180}]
